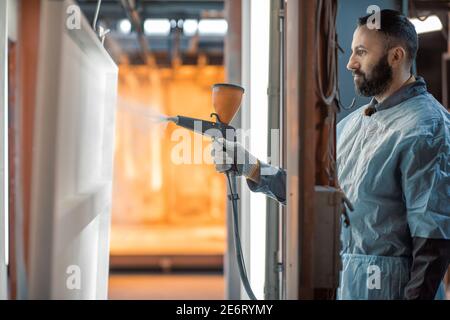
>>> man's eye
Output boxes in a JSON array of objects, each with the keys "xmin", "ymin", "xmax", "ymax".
[{"xmin": 356, "ymin": 50, "xmax": 366, "ymax": 56}]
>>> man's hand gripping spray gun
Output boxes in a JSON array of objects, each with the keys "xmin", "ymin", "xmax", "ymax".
[{"xmin": 166, "ymin": 83, "xmax": 257, "ymax": 300}]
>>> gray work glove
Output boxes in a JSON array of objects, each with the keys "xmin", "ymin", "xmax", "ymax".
[{"xmin": 211, "ymin": 137, "xmax": 259, "ymax": 178}]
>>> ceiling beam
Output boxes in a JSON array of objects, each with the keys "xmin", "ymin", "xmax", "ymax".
[{"xmin": 118, "ymin": 0, "xmax": 151, "ymax": 64}]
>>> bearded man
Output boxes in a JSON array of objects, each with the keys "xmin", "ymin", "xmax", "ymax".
[{"xmin": 213, "ymin": 9, "xmax": 450, "ymax": 300}]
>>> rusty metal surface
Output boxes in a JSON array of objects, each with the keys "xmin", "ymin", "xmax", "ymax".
[
  {"xmin": 18, "ymin": 0, "xmax": 41, "ymax": 283},
  {"xmin": 285, "ymin": 0, "xmax": 339, "ymax": 299},
  {"xmin": 286, "ymin": 0, "xmax": 317, "ymax": 300}
]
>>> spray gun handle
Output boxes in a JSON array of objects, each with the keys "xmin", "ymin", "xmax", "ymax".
[
  {"xmin": 209, "ymin": 113, "xmax": 240, "ymax": 174},
  {"xmin": 171, "ymin": 114, "xmax": 239, "ymax": 173}
]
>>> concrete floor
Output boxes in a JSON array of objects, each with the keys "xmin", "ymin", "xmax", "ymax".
[
  {"xmin": 108, "ymin": 271, "xmax": 224, "ymax": 300},
  {"xmin": 108, "ymin": 271, "xmax": 450, "ymax": 300}
]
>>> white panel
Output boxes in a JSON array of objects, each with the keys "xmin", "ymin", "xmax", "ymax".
[
  {"xmin": 240, "ymin": 0, "xmax": 251, "ymax": 300},
  {"xmin": 29, "ymin": 0, "xmax": 118, "ymax": 299},
  {"xmin": 240, "ymin": 0, "xmax": 271, "ymax": 300},
  {"xmin": 249, "ymin": 0, "xmax": 270, "ymax": 300},
  {"xmin": 7, "ymin": 0, "xmax": 18, "ymax": 41},
  {"xmin": 0, "ymin": 0, "xmax": 9, "ymax": 301}
]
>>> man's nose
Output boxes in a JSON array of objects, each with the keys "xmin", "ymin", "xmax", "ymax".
[{"xmin": 347, "ymin": 55, "xmax": 360, "ymax": 72}]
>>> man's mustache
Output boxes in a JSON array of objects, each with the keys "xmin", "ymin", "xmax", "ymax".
[{"xmin": 353, "ymin": 70, "xmax": 365, "ymax": 77}]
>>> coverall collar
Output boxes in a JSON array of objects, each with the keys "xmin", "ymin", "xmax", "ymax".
[{"xmin": 369, "ymin": 76, "xmax": 428, "ymax": 112}]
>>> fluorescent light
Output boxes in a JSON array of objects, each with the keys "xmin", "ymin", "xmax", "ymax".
[
  {"xmin": 144, "ymin": 19, "xmax": 171, "ymax": 36},
  {"xmin": 183, "ymin": 19, "xmax": 198, "ymax": 36},
  {"xmin": 198, "ymin": 19, "xmax": 228, "ymax": 36},
  {"xmin": 409, "ymin": 15, "xmax": 443, "ymax": 34},
  {"xmin": 118, "ymin": 19, "xmax": 131, "ymax": 34}
]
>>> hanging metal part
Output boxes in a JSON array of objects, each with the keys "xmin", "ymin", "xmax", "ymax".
[
  {"xmin": 313, "ymin": 186, "xmax": 343, "ymax": 291},
  {"xmin": 91, "ymin": 0, "xmax": 110, "ymax": 46},
  {"xmin": 98, "ymin": 25, "xmax": 111, "ymax": 46},
  {"xmin": 118, "ymin": 0, "xmax": 150, "ymax": 64},
  {"xmin": 92, "ymin": 0, "xmax": 102, "ymax": 32}
]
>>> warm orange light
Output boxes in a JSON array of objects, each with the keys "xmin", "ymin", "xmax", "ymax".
[{"xmin": 110, "ymin": 64, "xmax": 226, "ymax": 257}]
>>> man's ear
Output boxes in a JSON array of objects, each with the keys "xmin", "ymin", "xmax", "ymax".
[{"xmin": 389, "ymin": 46, "xmax": 407, "ymax": 68}]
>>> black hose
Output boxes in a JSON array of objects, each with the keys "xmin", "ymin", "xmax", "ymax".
[{"xmin": 225, "ymin": 171, "xmax": 257, "ymax": 300}]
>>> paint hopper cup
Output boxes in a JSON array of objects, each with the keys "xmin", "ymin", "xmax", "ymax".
[{"xmin": 212, "ymin": 83, "xmax": 245, "ymax": 125}]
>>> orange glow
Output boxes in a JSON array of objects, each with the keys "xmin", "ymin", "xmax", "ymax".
[{"xmin": 110, "ymin": 63, "xmax": 226, "ymax": 256}]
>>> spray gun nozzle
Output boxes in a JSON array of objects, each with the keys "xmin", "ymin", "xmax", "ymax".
[{"xmin": 165, "ymin": 116, "xmax": 179, "ymax": 124}]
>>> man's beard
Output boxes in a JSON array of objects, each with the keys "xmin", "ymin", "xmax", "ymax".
[{"xmin": 353, "ymin": 54, "xmax": 393, "ymax": 97}]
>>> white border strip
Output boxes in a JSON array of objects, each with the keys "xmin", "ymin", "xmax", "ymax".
[{"xmin": 0, "ymin": 0, "xmax": 9, "ymax": 301}]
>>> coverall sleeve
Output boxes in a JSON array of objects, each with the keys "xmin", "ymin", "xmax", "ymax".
[
  {"xmin": 404, "ymin": 237, "xmax": 450, "ymax": 300},
  {"xmin": 246, "ymin": 161, "xmax": 287, "ymax": 205},
  {"xmin": 400, "ymin": 133, "xmax": 450, "ymax": 239},
  {"xmin": 400, "ymin": 132, "xmax": 450, "ymax": 299}
]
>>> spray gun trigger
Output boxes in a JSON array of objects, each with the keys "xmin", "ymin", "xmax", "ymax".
[{"xmin": 210, "ymin": 112, "xmax": 223, "ymax": 124}]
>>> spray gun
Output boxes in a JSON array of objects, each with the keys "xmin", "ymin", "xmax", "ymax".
[
  {"xmin": 166, "ymin": 114, "xmax": 241, "ymax": 175},
  {"xmin": 165, "ymin": 83, "xmax": 242, "ymax": 141},
  {"xmin": 166, "ymin": 84, "xmax": 241, "ymax": 173},
  {"xmin": 166, "ymin": 83, "xmax": 257, "ymax": 300}
]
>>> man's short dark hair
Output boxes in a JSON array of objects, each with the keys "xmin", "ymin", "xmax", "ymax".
[{"xmin": 358, "ymin": 9, "xmax": 418, "ymax": 66}]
